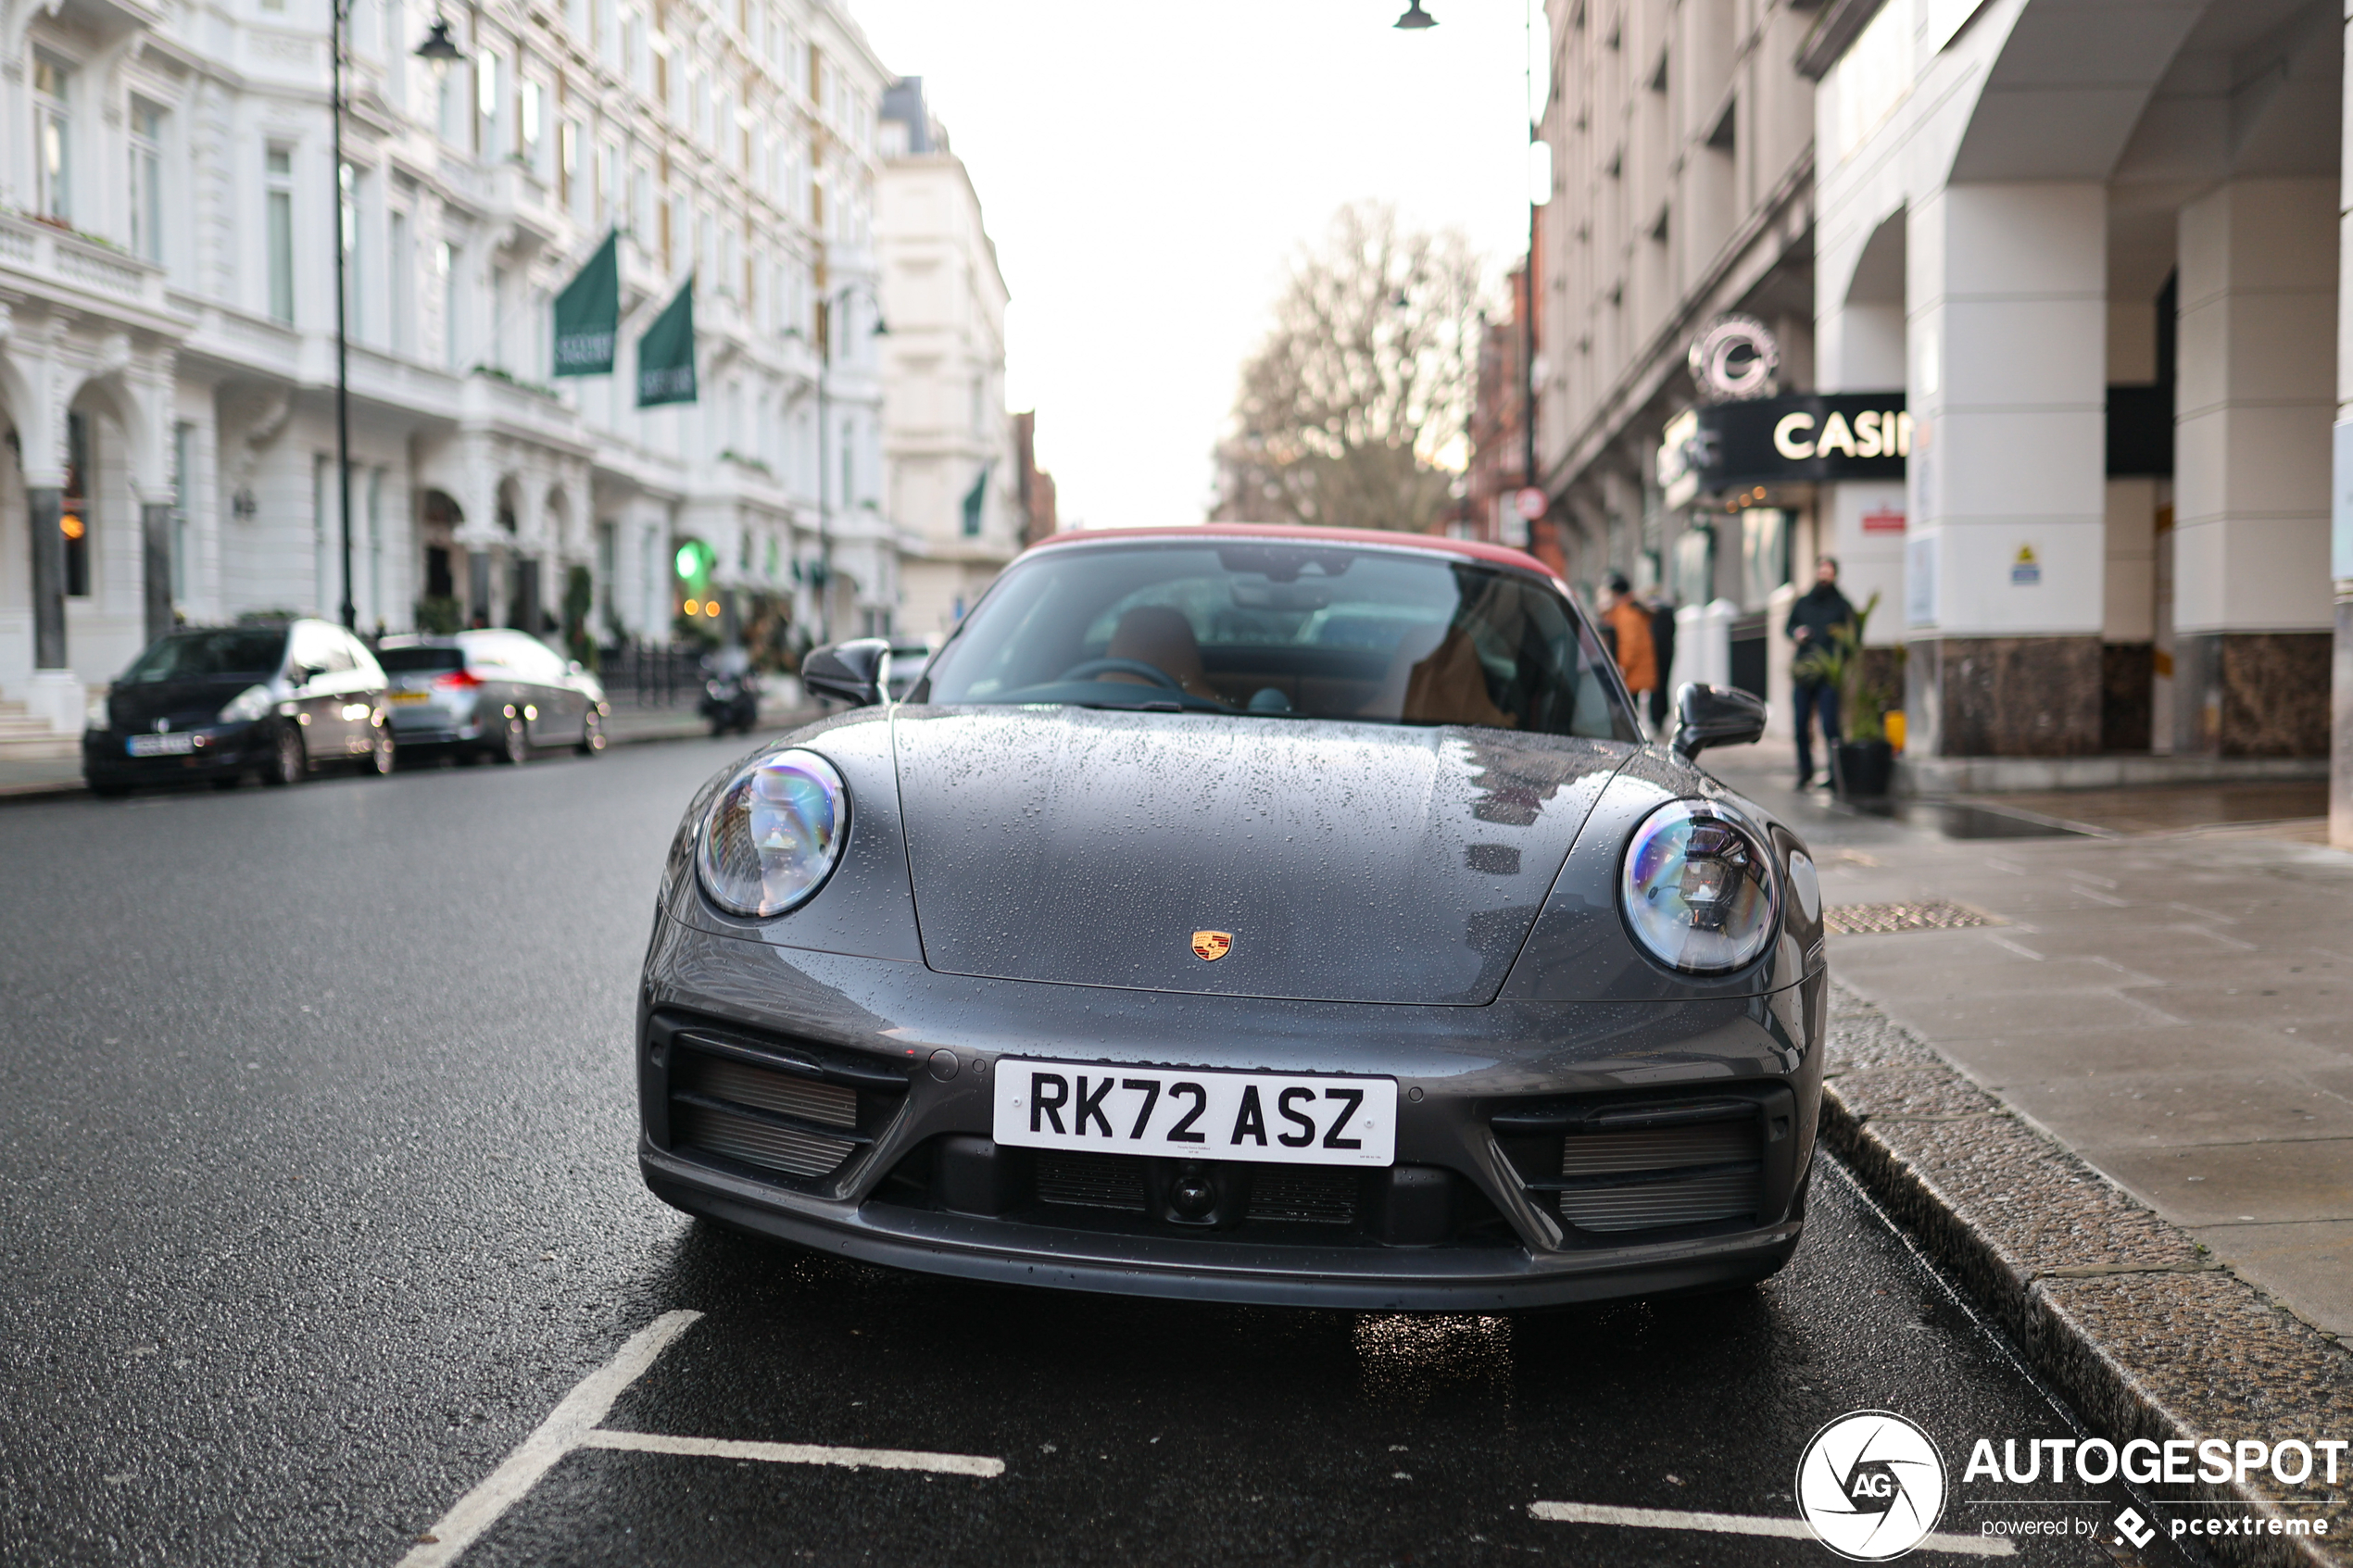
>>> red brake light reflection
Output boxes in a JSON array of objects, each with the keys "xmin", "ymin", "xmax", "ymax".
[{"xmin": 432, "ymin": 670, "xmax": 483, "ymax": 689}]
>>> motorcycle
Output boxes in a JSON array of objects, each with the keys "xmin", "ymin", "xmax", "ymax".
[{"xmin": 698, "ymin": 658, "xmax": 761, "ymax": 737}]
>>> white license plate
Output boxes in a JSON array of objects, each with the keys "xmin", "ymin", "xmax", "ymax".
[
  {"xmin": 127, "ymin": 734, "xmax": 196, "ymax": 757},
  {"xmin": 992, "ymin": 1060, "xmax": 1396, "ymax": 1167}
]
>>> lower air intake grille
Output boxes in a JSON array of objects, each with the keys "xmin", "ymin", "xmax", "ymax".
[
  {"xmin": 1249, "ymin": 1167, "xmax": 1358, "ymax": 1224},
  {"xmin": 677, "ymin": 1054, "xmax": 855, "ymax": 1127},
  {"xmin": 672, "ymin": 1100, "xmax": 858, "ymax": 1178},
  {"xmin": 1035, "ymin": 1151, "xmax": 1147, "ymax": 1212},
  {"xmin": 1556, "ymin": 1122, "xmax": 1761, "ymax": 1234}
]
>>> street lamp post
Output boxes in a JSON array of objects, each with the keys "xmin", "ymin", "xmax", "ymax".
[
  {"xmin": 331, "ymin": 12, "xmax": 465, "ymax": 633},
  {"xmin": 332, "ymin": 0, "xmax": 354, "ymax": 632}
]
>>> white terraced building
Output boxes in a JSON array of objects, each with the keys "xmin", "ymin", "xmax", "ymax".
[
  {"xmin": 876, "ymin": 76, "xmax": 1017, "ymax": 640},
  {"xmin": 0, "ymin": 0, "xmax": 902, "ymax": 741}
]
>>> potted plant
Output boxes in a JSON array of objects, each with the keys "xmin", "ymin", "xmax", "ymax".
[{"xmin": 1793, "ymin": 592, "xmax": 1904, "ymax": 799}]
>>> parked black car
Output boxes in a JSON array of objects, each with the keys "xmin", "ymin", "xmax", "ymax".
[
  {"xmin": 376, "ymin": 631, "xmax": 610, "ymax": 763},
  {"xmin": 83, "ymin": 620, "xmax": 393, "ymax": 796}
]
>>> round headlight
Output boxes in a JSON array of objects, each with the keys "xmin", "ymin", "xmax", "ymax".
[
  {"xmin": 696, "ymin": 749, "xmax": 849, "ymax": 917},
  {"xmin": 1619, "ymin": 798, "xmax": 1780, "ymax": 974},
  {"xmin": 218, "ymin": 684, "xmax": 273, "ymax": 725}
]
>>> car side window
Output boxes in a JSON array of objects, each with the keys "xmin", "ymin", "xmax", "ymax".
[
  {"xmin": 506, "ymin": 636, "xmax": 564, "ymax": 682},
  {"xmin": 343, "ymin": 633, "xmax": 384, "ymax": 684},
  {"xmin": 289, "ymin": 623, "xmax": 335, "ymax": 677}
]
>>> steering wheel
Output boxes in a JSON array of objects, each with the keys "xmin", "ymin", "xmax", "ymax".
[{"xmin": 1055, "ymin": 657, "xmax": 1185, "ymax": 692}]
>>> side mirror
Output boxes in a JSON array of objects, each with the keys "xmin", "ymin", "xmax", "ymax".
[
  {"xmin": 1671, "ymin": 682, "xmax": 1768, "ymax": 761},
  {"xmin": 801, "ymin": 638, "xmax": 889, "ymax": 707}
]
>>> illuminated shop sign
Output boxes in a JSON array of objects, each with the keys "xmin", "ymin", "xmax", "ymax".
[{"xmin": 1680, "ymin": 392, "xmax": 1910, "ymax": 492}]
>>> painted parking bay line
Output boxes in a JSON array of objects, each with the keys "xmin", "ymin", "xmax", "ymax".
[
  {"xmin": 399, "ymin": 1311, "xmax": 1003, "ymax": 1567},
  {"xmin": 581, "ymin": 1428, "xmax": 1005, "ymax": 1476},
  {"xmin": 1529, "ymin": 1501, "xmax": 2015, "ymax": 1557}
]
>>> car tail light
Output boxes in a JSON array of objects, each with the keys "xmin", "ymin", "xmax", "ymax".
[{"xmin": 433, "ymin": 670, "xmax": 483, "ymax": 690}]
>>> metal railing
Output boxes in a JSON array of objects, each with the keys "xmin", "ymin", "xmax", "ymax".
[{"xmin": 601, "ymin": 642, "xmax": 701, "ymax": 707}]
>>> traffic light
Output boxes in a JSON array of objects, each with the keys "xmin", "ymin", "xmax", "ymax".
[{"xmin": 673, "ymin": 539, "xmax": 715, "ymax": 603}]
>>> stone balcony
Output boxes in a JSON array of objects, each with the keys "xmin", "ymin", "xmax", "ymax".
[{"xmin": 0, "ymin": 213, "xmax": 180, "ymax": 323}]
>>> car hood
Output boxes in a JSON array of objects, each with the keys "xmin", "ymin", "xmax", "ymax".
[
  {"xmin": 891, "ymin": 707, "xmax": 1630, "ymax": 1005},
  {"xmin": 109, "ymin": 678, "xmax": 271, "ymax": 729}
]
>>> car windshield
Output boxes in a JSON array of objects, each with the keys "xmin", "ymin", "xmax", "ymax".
[
  {"xmin": 917, "ymin": 540, "xmax": 1638, "ymax": 740},
  {"xmin": 119, "ymin": 629, "xmax": 285, "ymax": 684},
  {"xmin": 378, "ymin": 646, "xmax": 465, "ymax": 673}
]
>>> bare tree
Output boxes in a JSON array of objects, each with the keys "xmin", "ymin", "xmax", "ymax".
[{"xmin": 1215, "ymin": 204, "xmax": 1487, "ymax": 532}]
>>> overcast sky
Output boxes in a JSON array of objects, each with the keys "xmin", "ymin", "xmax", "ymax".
[{"xmin": 852, "ymin": 1, "xmax": 1541, "ymax": 530}]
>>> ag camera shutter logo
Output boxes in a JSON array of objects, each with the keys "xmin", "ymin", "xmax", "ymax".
[{"xmin": 1795, "ymin": 1411, "xmax": 1948, "ymax": 1561}]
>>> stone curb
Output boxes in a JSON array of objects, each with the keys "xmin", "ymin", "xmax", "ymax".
[{"xmin": 1820, "ymin": 983, "xmax": 2352, "ymax": 1568}]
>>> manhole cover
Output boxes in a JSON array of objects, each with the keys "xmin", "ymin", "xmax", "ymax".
[{"xmin": 1823, "ymin": 900, "xmax": 1994, "ymax": 935}]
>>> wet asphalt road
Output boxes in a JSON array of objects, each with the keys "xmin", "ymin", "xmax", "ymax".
[{"xmin": 0, "ymin": 740, "xmax": 2193, "ymax": 1567}]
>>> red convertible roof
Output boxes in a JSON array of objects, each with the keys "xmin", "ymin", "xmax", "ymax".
[{"xmin": 1026, "ymin": 523, "xmax": 1558, "ymax": 580}]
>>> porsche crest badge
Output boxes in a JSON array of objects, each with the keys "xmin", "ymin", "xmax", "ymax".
[{"xmin": 1190, "ymin": 930, "xmax": 1233, "ymax": 962}]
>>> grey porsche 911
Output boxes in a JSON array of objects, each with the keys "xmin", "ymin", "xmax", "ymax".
[{"xmin": 636, "ymin": 523, "xmax": 1826, "ymax": 1310}]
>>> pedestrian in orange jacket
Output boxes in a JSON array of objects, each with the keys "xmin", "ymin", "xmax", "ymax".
[{"xmin": 1600, "ymin": 573, "xmax": 1657, "ymax": 706}]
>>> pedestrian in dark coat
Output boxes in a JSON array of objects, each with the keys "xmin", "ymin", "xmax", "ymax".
[
  {"xmin": 1786, "ymin": 557, "xmax": 1855, "ymax": 789},
  {"xmin": 1645, "ymin": 591, "xmax": 1678, "ymax": 732}
]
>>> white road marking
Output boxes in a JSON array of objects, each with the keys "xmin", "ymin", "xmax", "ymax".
[
  {"xmin": 397, "ymin": 1311, "xmax": 1008, "ymax": 1566},
  {"xmin": 580, "ymin": 1427, "xmax": 1006, "ymax": 1477},
  {"xmin": 397, "ymin": 1311, "xmax": 705, "ymax": 1568},
  {"xmin": 1528, "ymin": 1501, "xmax": 2015, "ymax": 1557}
]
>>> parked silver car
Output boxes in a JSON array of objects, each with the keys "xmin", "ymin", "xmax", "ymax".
[{"xmin": 375, "ymin": 631, "xmax": 610, "ymax": 764}]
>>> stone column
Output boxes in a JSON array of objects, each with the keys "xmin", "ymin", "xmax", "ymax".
[
  {"xmin": 1817, "ymin": 216, "xmax": 1909, "ymax": 657},
  {"xmin": 143, "ymin": 500, "xmax": 174, "ymax": 644},
  {"xmin": 2336, "ymin": 1, "xmax": 2353, "ymax": 847},
  {"xmin": 2173, "ymin": 178, "xmax": 2336, "ymax": 757},
  {"xmin": 1903, "ymin": 182, "xmax": 2108, "ymax": 758},
  {"xmin": 27, "ymin": 485, "xmax": 68, "ymax": 671}
]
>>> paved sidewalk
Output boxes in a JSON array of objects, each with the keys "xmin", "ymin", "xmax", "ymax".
[{"xmin": 1705, "ymin": 737, "xmax": 2353, "ymax": 1345}]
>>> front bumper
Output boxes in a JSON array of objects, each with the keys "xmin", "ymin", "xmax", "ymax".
[
  {"xmin": 83, "ymin": 722, "xmax": 267, "ymax": 783},
  {"xmin": 385, "ymin": 704, "xmax": 484, "ymax": 748},
  {"xmin": 638, "ymin": 915, "xmax": 1828, "ymax": 1310}
]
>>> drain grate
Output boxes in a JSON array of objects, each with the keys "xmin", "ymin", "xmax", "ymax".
[{"xmin": 1823, "ymin": 899, "xmax": 1994, "ymax": 935}]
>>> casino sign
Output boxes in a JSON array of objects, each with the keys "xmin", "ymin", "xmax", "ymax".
[{"xmin": 1658, "ymin": 391, "xmax": 1909, "ymax": 504}]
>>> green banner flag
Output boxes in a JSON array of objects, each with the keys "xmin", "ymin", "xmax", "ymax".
[
  {"xmin": 551, "ymin": 231, "xmax": 619, "ymax": 377},
  {"xmin": 961, "ymin": 464, "xmax": 990, "ymax": 537},
  {"xmin": 636, "ymin": 278, "xmax": 698, "ymax": 407}
]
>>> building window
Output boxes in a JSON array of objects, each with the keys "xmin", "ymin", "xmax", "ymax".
[
  {"xmin": 340, "ymin": 161, "xmax": 361, "ymax": 336},
  {"xmin": 597, "ymin": 521, "xmax": 618, "ymax": 621},
  {"xmin": 476, "ymin": 49, "xmax": 502, "ymax": 156},
  {"xmin": 520, "ymin": 77, "xmax": 542, "ymax": 165},
  {"xmin": 34, "ymin": 56, "xmax": 72, "ymax": 224},
  {"xmin": 171, "ymin": 421, "xmax": 195, "ymax": 604},
  {"xmin": 266, "ymin": 146, "xmax": 296, "ymax": 324},
  {"xmin": 559, "ymin": 119, "xmax": 578, "ymax": 209},
  {"xmin": 440, "ymin": 241, "xmax": 464, "ymax": 370},
  {"xmin": 63, "ymin": 412, "xmax": 92, "ymax": 597},
  {"xmin": 130, "ymin": 100, "xmax": 165, "ymax": 263},
  {"xmin": 389, "ymin": 208, "xmax": 412, "ymax": 353},
  {"xmin": 367, "ymin": 468, "xmax": 384, "ymax": 628},
  {"xmin": 313, "ymin": 454, "xmax": 331, "ymax": 616}
]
